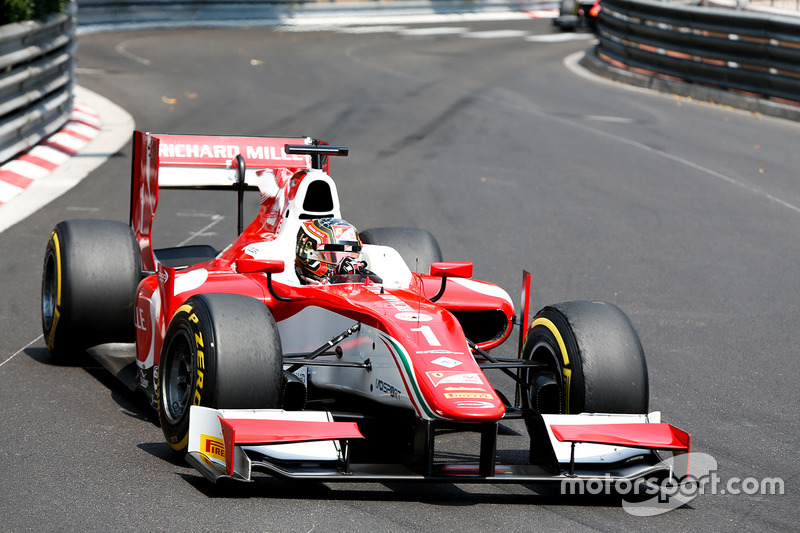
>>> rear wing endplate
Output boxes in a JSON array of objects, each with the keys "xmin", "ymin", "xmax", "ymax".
[{"xmin": 129, "ymin": 131, "xmax": 316, "ymax": 270}]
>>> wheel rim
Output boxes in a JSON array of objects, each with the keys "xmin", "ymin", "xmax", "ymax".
[
  {"xmin": 522, "ymin": 340, "xmax": 563, "ymax": 413},
  {"xmin": 42, "ymin": 254, "xmax": 56, "ymax": 331},
  {"xmin": 163, "ymin": 331, "xmax": 194, "ymax": 423}
]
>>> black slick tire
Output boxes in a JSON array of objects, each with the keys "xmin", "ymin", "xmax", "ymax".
[
  {"xmin": 158, "ymin": 293, "xmax": 283, "ymax": 452},
  {"xmin": 520, "ymin": 301, "xmax": 648, "ymax": 414},
  {"xmin": 41, "ymin": 219, "xmax": 141, "ymax": 359}
]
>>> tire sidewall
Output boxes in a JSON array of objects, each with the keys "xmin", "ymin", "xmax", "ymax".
[
  {"xmin": 158, "ymin": 299, "xmax": 218, "ymax": 451},
  {"xmin": 521, "ymin": 309, "xmax": 586, "ymax": 413}
]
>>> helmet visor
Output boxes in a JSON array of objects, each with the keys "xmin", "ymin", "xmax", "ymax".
[{"xmin": 309, "ymin": 243, "xmax": 362, "ymax": 265}]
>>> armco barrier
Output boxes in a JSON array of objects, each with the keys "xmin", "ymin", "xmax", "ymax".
[
  {"xmin": 0, "ymin": 4, "xmax": 76, "ymax": 165},
  {"xmin": 75, "ymin": 0, "xmax": 542, "ymax": 28},
  {"xmin": 583, "ymin": 0, "xmax": 800, "ymax": 119}
]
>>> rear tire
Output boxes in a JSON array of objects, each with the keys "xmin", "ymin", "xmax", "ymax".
[
  {"xmin": 520, "ymin": 301, "xmax": 648, "ymax": 414},
  {"xmin": 158, "ymin": 293, "xmax": 284, "ymax": 452},
  {"xmin": 359, "ymin": 227, "xmax": 442, "ymax": 273},
  {"xmin": 41, "ymin": 219, "xmax": 141, "ymax": 359}
]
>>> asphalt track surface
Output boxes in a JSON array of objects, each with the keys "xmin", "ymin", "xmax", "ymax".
[{"xmin": 0, "ymin": 19, "xmax": 797, "ymax": 531}]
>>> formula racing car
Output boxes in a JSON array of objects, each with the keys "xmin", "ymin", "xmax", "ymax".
[{"xmin": 41, "ymin": 131, "xmax": 690, "ymax": 490}]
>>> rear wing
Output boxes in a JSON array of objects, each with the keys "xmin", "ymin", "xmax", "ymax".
[{"xmin": 130, "ymin": 131, "xmax": 317, "ymax": 270}]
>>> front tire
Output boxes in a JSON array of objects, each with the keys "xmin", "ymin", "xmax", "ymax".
[
  {"xmin": 41, "ymin": 219, "xmax": 141, "ymax": 359},
  {"xmin": 158, "ymin": 293, "xmax": 284, "ymax": 452},
  {"xmin": 520, "ymin": 301, "xmax": 648, "ymax": 414}
]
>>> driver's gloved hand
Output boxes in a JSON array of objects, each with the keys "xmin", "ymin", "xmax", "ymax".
[{"xmin": 332, "ymin": 257, "xmax": 369, "ymax": 276}]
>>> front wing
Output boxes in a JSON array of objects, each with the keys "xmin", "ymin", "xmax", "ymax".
[{"xmin": 186, "ymin": 407, "xmax": 690, "ymax": 486}]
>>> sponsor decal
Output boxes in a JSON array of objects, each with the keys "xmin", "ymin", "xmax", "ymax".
[
  {"xmin": 444, "ymin": 392, "xmax": 494, "ymax": 399},
  {"xmin": 431, "ymin": 356, "xmax": 462, "ymax": 368},
  {"xmin": 158, "ymin": 269, "xmax": 169, "ymax": 283},
  {"xmin": 292, "ymin": 366, "xmax": 308, "ymax": 386},
  {"xmin": 136, "ymin": 368, "xmax": 149, "ymax": 390},
  {"xmin": 157, "ymin": 141, "xmax": 305, "ymax": 166},
  {"xmin": 377, "ymin": 293, "xmax": 419, "ymax": 316},
  {"xmin": 331, "ymin": 223, "xmax": 357, "ymax": 241},
  {"xmin": 375, "ymin": 378, "xmax": 402, "ymax": 399},
  {"xmin": 426, "ymin": 371, "xmax": 484, "ymax": 387},
  {"xmin": 394, "ymin": 312, "xmax": 432, "ymax": 322},
  {"xmin": 175, "ymin": 304, "xmax": 206, "ymax": 407},
  {"xmin": 455, "ymin": 400, "xmax": 497, "ymax": 409},
  {"xmin": 134, "ymin": 305, "xmax": 147, "ymax": 331},
  {"xmin": 444, "ymin": 386, "xmax": 486, "ymax": 391},
  {"xmin": 201, "ymin": 434, "xmax": 226, "ymax": 461}
]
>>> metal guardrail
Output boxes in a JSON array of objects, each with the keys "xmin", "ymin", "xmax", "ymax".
[
  {"xmin": 0, "ymin": 4, "xmax": 76, "ymax": 165},
  {"xmin": 75, "ymin": 0, "xmax": 538, "ymax": 28},
  {"xmin": 588, "ymin": 0, "xmax": 800, "ymax": 115}
]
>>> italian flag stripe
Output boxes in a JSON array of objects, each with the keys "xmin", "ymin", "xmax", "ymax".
[{"xmin": 380, "ymin": 334, "xmax": 436, "ymax": 420}]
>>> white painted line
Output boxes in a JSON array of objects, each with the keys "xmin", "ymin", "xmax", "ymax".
[
  {"xmin": 526, "ymin": 32, "xmax": 596, "ymax": 42},
  {"xmin": 115, "ymin": 40, "xmax": 152, "ymax": 65},
  {"xmin": 274, "ymin": 24, "xmax": 341, "ymax": 32},
  {"xmin": 177, "ymin": 214, "xmax": 226, "ymax": 246},
  {"xmin": 0, "ymin": 334, "xmax": 43, "ymax": 369},
  {"xmin": 337, "ymin": 25, "xmax": 407, "ymax": 34},
  {"xmin": 463, "ymin": 29, "xmax": 530, "ymax": 39},
  {"xmin": 399, "ymin": 26, "xmax": 468, "ymax": 36},
  {"xmin": 585, "ymin": 115, "xmax": 636, "ymax": 123}
]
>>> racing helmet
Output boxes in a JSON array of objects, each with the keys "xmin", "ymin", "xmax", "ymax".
[{"xmin": 296, "ymin": 218, "xmax": 363, "ymax": 284}]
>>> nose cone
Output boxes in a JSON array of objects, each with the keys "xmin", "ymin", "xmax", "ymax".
[{"xmin": 417, "ymin": 368, "xmax": 506, "ymax": 422}]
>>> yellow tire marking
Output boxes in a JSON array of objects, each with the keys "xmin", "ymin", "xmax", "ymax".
[
  {"xmin": 52, "ymin": 232, "xmax": 62, "ymax": 306},
  {"xmin": 47, "ymin": 232, "xmax": 62, "ymax": 351},
  {"xmin": 529, "ymin": 316, "xmax": 573, "ymax": 412},
  {"xmin": 174, "ymin": 304, "xmax": 193, "ymax": 318},
  {"xmin": 530, "ymin": 317, "xmax": 569, "ymax": 365}
]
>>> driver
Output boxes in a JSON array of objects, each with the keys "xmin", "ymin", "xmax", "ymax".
[{"xmin": 295, "ymin": 218, "xmax": 380, "ymax": 284}]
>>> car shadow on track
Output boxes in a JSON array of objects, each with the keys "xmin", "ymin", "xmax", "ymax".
[
  {"xmin": 168, "ymin": 470, "xmax": 644, "ymax": 509},
  {"xmin": 28, "ymin": 345, "xmax": 163, "ymax": 430}
]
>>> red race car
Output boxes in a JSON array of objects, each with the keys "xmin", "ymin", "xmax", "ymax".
[{"xmin": 42, "ymin": 131, "xmax": 689, "ymax": 489}]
